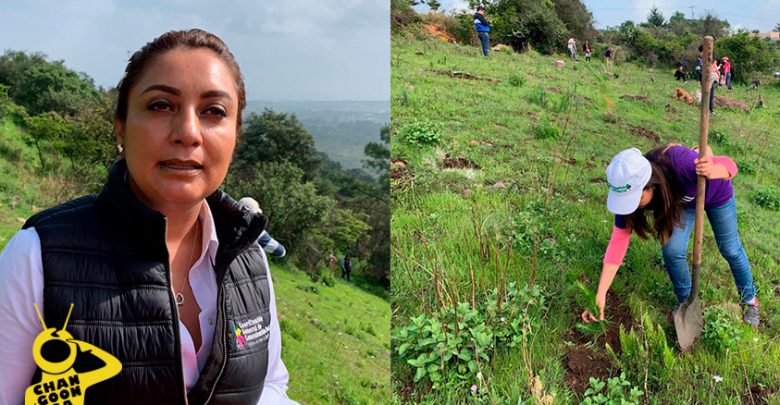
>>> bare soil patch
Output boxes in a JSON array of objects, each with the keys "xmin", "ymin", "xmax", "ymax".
[
  {"xmin": 428, "ymin": 69, "xmax": 500, "ymax": 84},
  {"xmin": 553, "ymin": 155, "xmax": 576, "ymax": 165},
  {"xmin": 714, "ymin": 95, "xmax": 750, "ymax": 112},
  {"xmin": 629, "ymin": 124, "xmax": 661, "ymax": 143},
  {"xmin": 620, "ymin": 95, "xmax": 650, "ymax": 104},
  {"xmin": 742, "ymin": 384, "xmax": 772, "ymax": 404},
  {"xmin": 441, "ymin": 154, "xmax": 479, "ymax": 169},
  {"xmin": 564, "ymin": 291, "xmax": 634, "ymax": 394},
  {"xmin": 423, "ymin": 23, "xmax": 457, "ymax": 43}
]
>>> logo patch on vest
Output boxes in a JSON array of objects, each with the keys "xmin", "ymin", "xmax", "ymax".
[{"xmin": 233, "ymin": 315, "xmax": 270, "ymax": 349}]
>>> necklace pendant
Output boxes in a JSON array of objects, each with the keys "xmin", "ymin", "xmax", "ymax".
[{"xmin": 176, "ymin": 292, "xmax": 185, "ymax": 306}]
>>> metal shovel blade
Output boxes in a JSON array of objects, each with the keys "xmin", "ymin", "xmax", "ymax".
[{"xmin": 673, "ymin": 297, "xmax": 703, "ymax": 352}]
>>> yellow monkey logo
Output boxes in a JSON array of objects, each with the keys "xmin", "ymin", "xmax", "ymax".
[{"xmin": 25, "ymin": 304, "xmax": 122, "ymax": 405}]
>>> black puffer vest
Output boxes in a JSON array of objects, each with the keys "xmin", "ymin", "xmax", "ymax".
[{"xmin": 24, "ymin": 160, "xmax": 272, "ymax": 404}]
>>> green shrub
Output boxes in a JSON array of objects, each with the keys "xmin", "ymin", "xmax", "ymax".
[
  {"xmin": 754, "ymin": 187, "xmax": 780, "ymax": 210},
  {"xmin": 321, "ymin": 270, "xmax": 336, "ymax": 287},
  {"xmin": 702, "ymin": 306, "xmax": 742, "ymax": 354},
  {"xmin": 581, "ymin": 373, "xmax": 644, "ymax": 405},
  {"xmin": 508, "ymin": 74, "xmax": 526, "ymax": 87},
  {"xmin": 533, "ymin": 122, "xmax": 560, "ymax": 140},
  {"xmin": 737, "ymin": 160, "xmax": 756, "ymax": 175},
  {"xmin": 711, "ymin": 129, "xmax": 728, "ymax": 145},
  {"xmin": 606, "ymin": 312, "xmax": 675, "ymax": 391},
  {"xmin": 397, "ymin": 121, "xmax": 442, "ymax": 147},
  {"xmin": 393, "ymin": 283, "xmax": 547, "ymax": 391}
]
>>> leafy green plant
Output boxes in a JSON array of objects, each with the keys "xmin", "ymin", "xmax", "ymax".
[
  {"xmin": 397, "ymin": 121, "xmax": 442, "ymax": 147},
  {"xmin": 754, "ymin": 187, "xmax": 780, "ymax": 211},
  {"xmin": 702, "ymin": 306, "xmax": 742, "ymax": 354},
  {"xmin": 606, "ymin": 312, "xmax": 675, "ymax": 391},
  {"xmin": 532, "ymin": 120, "xmax": 560, "ymax": 140},
  {"xmin": 508, "ymin": 74, "xmax": 526, "ymax": 87},
  {"xmin": 737, "ymin": 160, "xmax": 756, "ymax": 175},
  {"xmin": 711, "ymin": 129, "xmax": 728, "ymax": 145},
  {"xmin": 581, "ymin": 373, "xmax": 643, "ymax": 405},
  {"xmin": 394, "ymin": 283, "xmax": 547, "ymax": 391},
  {"xmin": 320, "ymin": 270, "xmax": 336, "ymax": 287},
  {"xmin": 575, "ymin": 282, "xmax": 609, "ymax": 338}
]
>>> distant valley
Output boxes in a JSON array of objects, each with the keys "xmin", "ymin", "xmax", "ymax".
[{"xmin": 247, "ymin": 100, "xmax": 389, "ymax": 171}]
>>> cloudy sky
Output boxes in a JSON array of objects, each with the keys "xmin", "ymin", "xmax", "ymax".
[
  {"xmin": 420, "ymin": 0, "xmax": 779, "ymax": 32},
  {"xmin": 0, "ymin": 0, "xmax": 389, "ymax": 101}
]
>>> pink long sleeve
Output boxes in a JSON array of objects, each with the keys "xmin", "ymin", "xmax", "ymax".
[
  {"xmin": 712, "ymin": 156, "xmax": 738, "ymax": 179},
  {"xmin": 603, "ymin": 225, "xmax": 631, "ymax": 266}
]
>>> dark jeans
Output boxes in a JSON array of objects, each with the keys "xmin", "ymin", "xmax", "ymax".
[
  {"xmin": 661, "ymin": 196, "xmax": 756, "ymax": 304},
  {"xmin": 478, "ymin": 32, "xmax": 489, "ymax": 57},
  {"xmin": 709, "ymin": 81, "xmax": 716, "ymax": 113}
]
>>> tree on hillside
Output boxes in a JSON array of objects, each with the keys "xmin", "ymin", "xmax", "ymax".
[
  {"xmin": 363, "ymin": 125, "xmax": 390, "ymax": 187},
  {"xmin": 0, "ymin": 52, "xmax": 101, "ymax": 116},
  {"xmin": 553, "ymin": 0, "xmax": 595, "ymax": 41},
  {"xmin": 356, "ymin": 126, "xmax": 390, "ymax": 287},
  {"xmin": 233, "ymin": 109, "xmax": 322, "ymax": 182},
  {"xmin": 669, "ymin": 11, "xmax": 687, "ymax": 36},
  {"xmin": 774, "ymin": 23, "xmax": 780, "ymax": 33},
  {"xmin": 489, "ymin": 0, "xmax": 568, "ymax": 54},
  {"xmin": 392, "ymin": 0, "xmax": 421, "ymax": 28},
  {"xmin": 0, "ymin": 51, "xmax": 47, "ymax": 90},
  {"xmin": 646, "ymin": 6, "xmax": 665, "ymax": 27},
  {"xmin": 427, "ymin": 0, "xmax": 441, "ymax": 11},
  {"xmin": 701, "ymin": 12, "xmax": 729, "ymax": 38},
  {"xmin": 231, "ymin": 160, "xmax": 332, "ymax": 251}
]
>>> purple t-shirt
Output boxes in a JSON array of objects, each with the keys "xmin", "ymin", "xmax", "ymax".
[{"xmin": 615, "ymin": 146, "xmax": 733, "ymax": 228}]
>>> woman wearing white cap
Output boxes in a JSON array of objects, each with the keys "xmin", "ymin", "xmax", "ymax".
[{"xmin": 581, "ymin": 144, "xmax": 759, "ymax": 327}]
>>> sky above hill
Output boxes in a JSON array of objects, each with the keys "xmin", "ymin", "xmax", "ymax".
[
  {"xmin": 0, "ymin": 0, "xmax": 390, "ymax": 101},
  {"xmin": 420, "ymin": 0, "xmax": 779, "ymax": 33}
]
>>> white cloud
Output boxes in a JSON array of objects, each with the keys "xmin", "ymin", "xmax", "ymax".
[{"xmin": 0, "ymin": 0, "xmax": 389, "ymax": 100}]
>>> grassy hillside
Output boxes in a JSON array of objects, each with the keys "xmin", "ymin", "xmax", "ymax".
[
  {"xmin": 391, "ymin": 32, "xmax": 780, "ymax": 404},
  {"xmin": 0, "ymin": 120, "xmax": 391, "ymax": 404},
  {"xmin": 273, "ymin": 263, "xmax": 391, "ymax": 404}
]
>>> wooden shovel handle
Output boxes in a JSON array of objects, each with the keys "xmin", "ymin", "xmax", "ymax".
[{"xmin": 691, "ymin": 36, "xmax": 714, "ymax": 303}]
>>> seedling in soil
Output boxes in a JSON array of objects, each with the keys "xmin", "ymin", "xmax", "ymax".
[{"xmin": 576, "ymin": 282, "xmax": 608, "ymax": 338}]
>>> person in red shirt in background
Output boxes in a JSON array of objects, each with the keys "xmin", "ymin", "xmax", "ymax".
[
  {"xmin": 583, "ymin": 40, "xmax": 591, "ymax": 61},
  {"xmin": 722, "ymin": 56, "xmax": 732, "ymax": 92}
]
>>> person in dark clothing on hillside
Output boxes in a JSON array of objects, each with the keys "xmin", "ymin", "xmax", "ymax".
[
  {"xmin": 342, "ymin": 254, "xmax": 352, "ymax": 282},
  {"xmin": 674, "ymin": 65, "xmax": 687, "ymax": 81},
  {"xmin": 695, "ymin": 54, "xmax": 703, "ymax": 82},
  {"xmin": 474, "ymin": 6, "xmax": 490, "ymax": 57}
]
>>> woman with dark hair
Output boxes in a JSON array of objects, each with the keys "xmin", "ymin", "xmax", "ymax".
[
  {"xmin": 0, "ymin": 29, "xmax": 297, "ymax": 404},
  {"xmin": 581, "ymin": 145, "xmax": 759, "ymax": 327}
]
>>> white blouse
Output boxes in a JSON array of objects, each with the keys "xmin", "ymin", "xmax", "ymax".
[{"xmin": 0, "ymin": 201, "xmax": 296, "ymax": 405}]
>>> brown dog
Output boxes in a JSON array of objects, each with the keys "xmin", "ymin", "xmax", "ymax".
[{"xmin": 674, "ymin": 87, "xmax": 693, "ymax": 105}]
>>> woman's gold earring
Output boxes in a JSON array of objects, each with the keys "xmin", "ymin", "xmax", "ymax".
[{"xmin": 117, "ymin": 144, "xmax": 124, "ymax": 154}]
